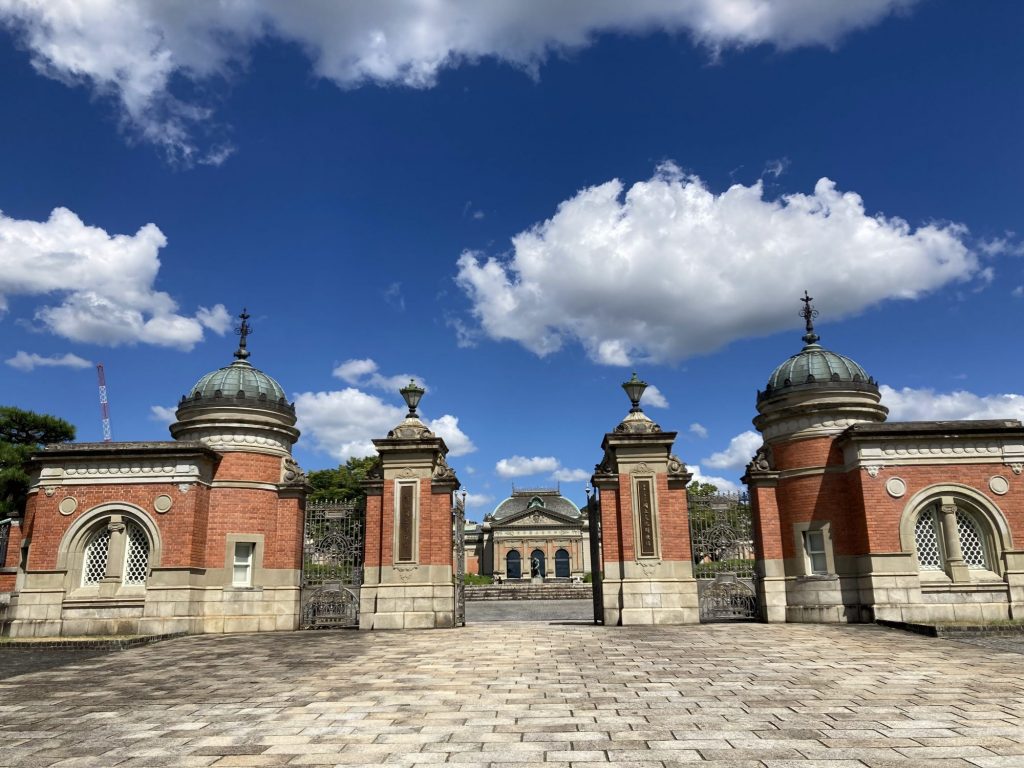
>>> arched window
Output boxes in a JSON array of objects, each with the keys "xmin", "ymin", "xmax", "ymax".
[
  {"xmin": 555, "ymin": 548, "xmax": 570, "ymax": 578},
  {"xmin": 60, "ymin": 507, "xmax": 159, "ymax": 593},
  {"xmin": 902, "ymin": 489, "xmax": 1008, "ymax": 583},
  {"xmin": 505, "ymin": 550, "xmax": 521, "ymax": 579},
  {"xmin": 530, "ymin": 549, "xmax": 546, "ymax": 578}
]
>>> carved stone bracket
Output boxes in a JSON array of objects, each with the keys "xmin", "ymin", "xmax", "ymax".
[
  {"xmin": 281, "ymin": 456, "xmax": 307, "ymax": 487},
  {"xmin": 394, "ymin": 565, "xmax": 417, "ymax": 583},
  {"xmin": 1009, "ymin": 463, "xmax": 1023, "ymax": 476},
  {"xmin": 667, "ymin": 454, "xmax": 693, "ymax": 484},
  {"xmin": 432, "ymin": 455, "xmax": 456, "ymax": 482},
  {"xmin": 865, "ymin": 465, "xmax": 881, "ymax": 478}
]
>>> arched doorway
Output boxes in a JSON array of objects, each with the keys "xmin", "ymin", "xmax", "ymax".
[
  {"xmin": 506, "ymin": 550, "xmax": 522, "ymax": 579},
  {"xmin": 530, "ymin": 549, "xmax": 546, "ymax": 578},
  {"xmin": 554, "ymin": 548, "xmax": 570, "ymax": 578}
]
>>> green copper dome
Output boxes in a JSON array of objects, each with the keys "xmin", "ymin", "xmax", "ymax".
[
  {"xmin": 758, "ymin": 292, "xmax": 878, "ymax": 403},
  {"xmin": 187, "ymin": 359, "xmax": 287, "ymax": 402},
  {"xmin": 764, "ymin": 343, "xmax": 873, "ymax": 392}
]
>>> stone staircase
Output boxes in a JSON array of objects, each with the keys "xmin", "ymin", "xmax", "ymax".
[{"xmin": 465, "ymin": 582, "xmax": 593, "ymax": 601}]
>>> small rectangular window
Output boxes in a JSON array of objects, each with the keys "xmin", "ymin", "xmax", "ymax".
[
  {"xmin": 233, "ymin": 542, "xmax": 254, "ymax": 586},
  {"xmin": 803, "ymin": 530, "xmax": 828, "ymax": 575}
]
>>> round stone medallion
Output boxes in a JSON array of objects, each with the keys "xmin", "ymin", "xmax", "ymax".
[
  {"xmin": 57, "ymin": 497, "xmax": 78, "ymax": 516},
  {"xmin": 885, "ymin": 477, "xmax": 907, "ymax": 498},
  {"xmin": 153, "ymin": 494, "xmax": 173, "ymax": 514},
  {"xmin": 989, "ymin": 475, "xmax": 1010, "ymax": 496}
]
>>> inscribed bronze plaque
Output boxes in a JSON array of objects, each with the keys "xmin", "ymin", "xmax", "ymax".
[
  {"xmin": 397, "ymin": 484, "xmax": 415, "ymax": 562},
  {"xmin": 636, "ymin": 479, "xmax": 656, "ymax": 557}
]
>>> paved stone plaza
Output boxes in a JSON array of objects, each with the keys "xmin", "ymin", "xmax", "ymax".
[{"xmin": 1, "ymin": 623, "xmax": 1023, "ymax": 768}]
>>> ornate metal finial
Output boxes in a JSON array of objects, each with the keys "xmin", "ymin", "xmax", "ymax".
[
  {"xmin": 799, "ymin": 291, "xmax": 819, "ymax": 345},
  {"xmin": 622, "ymin": 372, "xmax": 648, "ymax": 413},
  {"xmin": 399, "ymin": 378, "xmax": 425, "ymax": 417},
  {"xmin": 234, "ymin": 308, "xmax": 252, "ymax": 360}
]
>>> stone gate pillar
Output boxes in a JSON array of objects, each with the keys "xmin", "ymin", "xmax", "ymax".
[
  {"xmin": 591, "ymin": 374, "xmax": 698, "ymax": 625},
  {"xmin": 360, "ymin": 381, "xmax": 461, "ymax": 630},
  {"xmin": 742, "ymin": 447, "xmax": 786, "ymax": 622}
]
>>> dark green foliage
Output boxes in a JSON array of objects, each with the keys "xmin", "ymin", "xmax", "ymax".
[
  {"xmin": 307, "ymin": 456, "xmax": 378, "ymax": 503},
  {"xmin": 686, "ymin": 480, "xmax": 719, "ymax": 497},
  {"xmin": 0, "ymin": 406, "xmax": 75, "ymax": 516}
]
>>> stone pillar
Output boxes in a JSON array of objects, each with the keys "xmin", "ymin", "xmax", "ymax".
[
  {"xmin": 940, "ymin": 498, "xmax": 970, "ymax": 583},
  {"xmin": 591, "ymin": 375, "xmax": 698, "ymax": 625},
  {"xmin": 359, "ymin": 385, "xmax": 461, "ymax": 630},
  {"xmin": 743, "ymin": 448, "xmax": 786, "ymax": 622}
]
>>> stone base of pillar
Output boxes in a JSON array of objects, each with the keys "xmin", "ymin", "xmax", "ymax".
[
  {"xmin": 600, "ymin": 560, "xmax": 698, "ymax": 625},
  {"xmin": 359, "ymin": 565, "xmax": 456, "ymax": 630},
  {"xmin": 758, "ymin": 559, "xmax": 787, "ymax": 623}
]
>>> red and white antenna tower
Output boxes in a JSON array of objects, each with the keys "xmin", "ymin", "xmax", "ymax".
[{"xmin": 96, "ymin": 364, "xmax": 112, "ymax": 442}]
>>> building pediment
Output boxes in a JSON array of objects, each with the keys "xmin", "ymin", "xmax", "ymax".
[{"xmin": 495, "ymin": 507, "xmax": 580, "ymax": 528}]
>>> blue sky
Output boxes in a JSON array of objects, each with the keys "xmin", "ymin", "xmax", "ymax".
[{"xmin": 1, "ymin": 1, "xmax": 1023, "ymax": 518}]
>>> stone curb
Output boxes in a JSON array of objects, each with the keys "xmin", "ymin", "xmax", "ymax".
[
  {"xmin": 0, "ymin": 631, "xmax": 187, "ymax": 650},
  {"xmin": 877, "ymin": 618, "xmax": 1024, "ymax": 638}
]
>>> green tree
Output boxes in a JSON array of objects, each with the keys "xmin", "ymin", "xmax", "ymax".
[
  {"xmin": 687, "ymin": 480, "xmax": 719, "ymax": 497},
  {"xmin": 307, "ymin": 456, "xmax": 378, "ymax": 503},
  {"xmin": 0, "ymin": 406, "xmax": 75, "ymax": 516}
]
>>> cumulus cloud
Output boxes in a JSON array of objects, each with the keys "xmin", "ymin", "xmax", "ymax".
[
  {"xmin": 702, "ymin": 430, "xmax": 764, "ymax": 471},
  {"xmin": 880, "ymin": 385, "xmax": 1024, "ymax": 422},
  {"xmin": 5, "ymin": 350, "xmax": 92, "ymax": 372},
  {"xmin": 0, "ymin": 1, "xmax": 916, "ymax": 162},
  {"xmin": 642, "ymin": 384, "xmax": 669, "ymax": 408},
  {"xmin": 462, "ymin": 492, "xmax": 494, "ymax": 511},
  {"xmin": 149, "ymin": 405, "xmax": 177, "ymax": 424},
  {"xmin": 689, "ymin": 422, "xmax": 708, "ymax": 438},
  {"xmin": 688, "ymin": 464, "xmax": 741, "ymax": 493},
  {"xmin": 456, "ymin": 165, "xmax": 977, "ymax": 365},
  {"xmin": 495, "ymin": 455, "xmax": 560, "ymax": 478},
  {"xmin": 552, "ymin": 467, "xmax": 591, "ymax": 482},
  {"xmin": 0, "ymin": 207, "xmax": 228, "ymax": 350},
  {"xmin": 428, "ymin": 414, "xmax": 477, "ymax": 456},
  {"xmin": 295, "ymin": 387, "xmax": 475, "ymax": 462},
  {"xmin": 332, "ymin": 358, "xmax": 426, "ymax": 393}
]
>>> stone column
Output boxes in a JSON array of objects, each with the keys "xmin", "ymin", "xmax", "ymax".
[
  {"xmin": 359, "ymin": 386, "xmax": 461, "ymax": 630},
  {"xmin": 940, "ymin": 497, "xmax": 970, "ymax": 583},
  {"xmin": 591, "ymin": 375, "xmax": 698, "ymax": 625}
]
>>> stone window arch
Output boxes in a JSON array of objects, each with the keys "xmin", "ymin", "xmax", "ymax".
[
  {"xmin": 899, "ymin": 484, "xmax": 1011, "ymax": 584},
  {"xmin": 58, "ymin": 503, "xmax": 162, "ymax": 594},
  {"xmin": 505, "ymin": 549, "xmax": 521, "ymax": 579}
]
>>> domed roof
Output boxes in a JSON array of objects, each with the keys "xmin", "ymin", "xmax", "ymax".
[
  {"xmin": 187, "ymin": 359, "xmax": 287, "ymax": 402},
  {"xmin": 176, "ymin": 309, "xmax": 293, "ymax": 414},
  {"xmin": 766, "ymin": 343, "xmax": 872, "ymax": 391},
  {"xmin": 487, "ymin": 489, "xmax": 582, "ymax": 522},
  {"xmin": 759, "ymin": 293, "xmax": 878, "ymax": 403}
]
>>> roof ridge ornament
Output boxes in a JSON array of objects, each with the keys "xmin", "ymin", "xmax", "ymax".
[
  {"xmin": 799, "ymin": 290, "xmax": 820, "ymax": 346},
  {"xmin": 234, "ymin": 308, "xmax": 252, "ymax": 361}
]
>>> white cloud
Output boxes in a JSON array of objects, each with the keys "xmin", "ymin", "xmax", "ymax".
[
  {"xmin": 427, "ymin": 414, "xmax": 476, "ymax": 457},
  {"xmin": 880, "ymin": 385, "xmax": 1024, "ymax": 422},
  {"xmin": 295, "ymin": 387, "xmax": 475, "ymax": 462},
  {"xmin": 689, "ymin": 422, "xmax": 708, "ymax": 438},
  {"xmin": 688, "ymin": 464, "xmax": 741, "ymax": 493},
  {"xmin": 641, "ymin": 384, "xmax": 669, "ymax": 409},
  {"xmin": 462, "ymin": 492, "xmax": 494, "ymax": 511},
  {"xmin": 0, "ymin": 1, "xmax": 916, "ymax": 162},
  {"xmin": 552, "ymin": 467, "xmax": 591, "ymax": 482},
  {"xmin": 455, "ymin": 165, "xmax": 977, "ymax": 365},
  {"xmin": 0, "ymin": 207, "xmax": 228, "ymax": 350},
  {"xmin": 702, "ymin": 430, "xmax": 763, "ymax": 471},
  {"xmin": 5, "ymin": 350, "xmax": 92, "ymax": 372},
  {"xmin": 495, "ymin": 455, "xmax": 560, "ymax": 478},
  {"xmin": 332, "ymin": 358, "xmax": 427, "ymax": 393},
  {"xmin": 149, "ymin": 405, "xmax": 177, "ymax": 424}
]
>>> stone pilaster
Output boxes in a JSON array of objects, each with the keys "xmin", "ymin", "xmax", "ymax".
[
  {"xmin": 360, "ymin": 409, "xmax": 460, "ymax": 630},
  {"xmin": 592, "ymin": 404, "xmax": 698, "ymax": 626}
]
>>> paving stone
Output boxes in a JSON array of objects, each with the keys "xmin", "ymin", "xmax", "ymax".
[{"xmin": 1, "ymin": 623, "xmax": 1024, "ymax": 767}]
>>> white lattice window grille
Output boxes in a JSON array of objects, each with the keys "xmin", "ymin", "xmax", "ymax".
[
  {"xmin": 914, "ymin": 508, "xmax": 942, "ymax": 570},
  {"xmin": 233, "ymin": 542, "xmax": 254, "ymax": 587},
  {"xmin": 803, "ymin": 530, "xmax": 828, "ymax": 575},
  {"xmin": 82, "ymin": 528, "xmax": 111, "ymax": 585},
  {"xmin": 123, "ymin": 523, "xmax": 150, "ymax": 585},
  {"xmin": 955, "ymin": 510, "xmax": 987, "ymax": 569}
]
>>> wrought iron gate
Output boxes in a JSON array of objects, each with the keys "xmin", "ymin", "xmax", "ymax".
[
  {"xmin": 300, "ymin": 499, "xmax": 364, "ymax": 629},
  {"xmin": 688, "ymin": 491, "xmax": 759, "ymax": 622},
  {"xmin": 587, "ymin": 493, "xmax": 604, "ymax": 624},
  {"xmin": 453, "ymin": 493, "xmax": 466, "ymax": 626}
]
